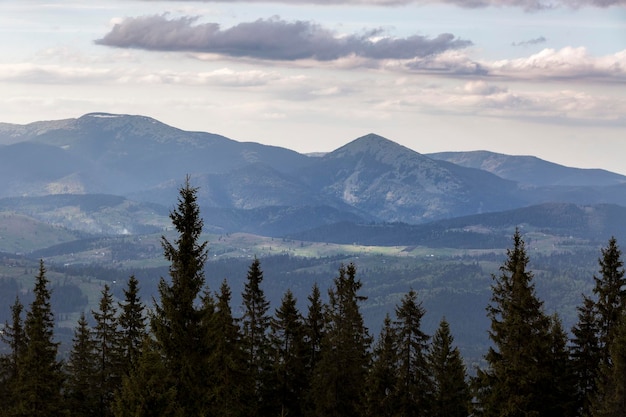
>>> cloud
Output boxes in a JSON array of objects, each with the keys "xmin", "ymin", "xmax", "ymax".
[
  {"xmin": 137, "ymin": 0, "xmax": 626, "ymax": 10},
  {"xmin": 511, "ymin": 36, "xmax": 547, "ymax": 47},
  {"xmin": 488, "ymin": 47, "xmax": 626, "ymax": 81},
  {"xmin": 96, "ymin": 14, "xmax": 472, "ymax": 61}
]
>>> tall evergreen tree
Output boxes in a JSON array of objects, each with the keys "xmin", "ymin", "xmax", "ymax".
[
  {"xmin": 592, "ymin": 236, "xmax": 626, "ymax": 365},
  {"xmin": 428, "ymin": 318, "xmax": 470, "ymax": 417},
  {"xmin": 118, "ymin": 275, "xmax": 146, "ymax": 375},
  {"xmin": 571, "ymin": 295, "xmax": 602, "ymax": 416},
  {"xmin": 151, "ymin": 177, "xmax": 210, "ymax": 416},
  {"xmin": 269, "ymin": 289, "xmax": 307, "ymax": 417},
  {"xmin": 0, "ymin": 297, "xmax": 25, "ymax": 408},
  {"xmin": 474, "ymin": 229, "xmax": 553, "ymax": 417},
  {"xmin": 366, "ymin": 314, "xmax": 398, "ymax": 417},
  {"xmin": 65, "ymin": 312, "xmax": 98, "ymax": 417},
  {"xmin": 92, "ymin": 284, "xmax": 122, "ymax": 417},
  {"xmin": 206, "ymin": 279, "xmax": 248, "ymax": 417},
  {"xmin": 241, "ymin": 257, "xmax": 272, "ymax": 416},
  {"xmin": 303, "ymin": 282, "xmax": 325, "ymax": 417},
  {"xmin": 12, "ymin": 260, "xmax": 65, "ymax": 417},
  {"xmin": 312, "ymin": 263, "xmax": 371, "ymax": 417},
  {"xmin": 392, "ymin": 289, "xmax": 431, "ymax": 417},
  {"xmin": 592, "ymin": 312, "xmax": 626, "ymax": 417},
  {"xmin": 545, "ymin": 314, "xmax": 576, "ymax": 417}
]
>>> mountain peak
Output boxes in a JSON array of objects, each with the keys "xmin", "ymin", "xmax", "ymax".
[{"xmin": 329, "ymin": 133, "xmax": 420, "ymax": 161}]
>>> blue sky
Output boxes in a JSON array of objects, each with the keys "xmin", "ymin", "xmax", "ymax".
[{"xmin": 1, "ymin": 0, "xmax": 625, "ymax": 173}]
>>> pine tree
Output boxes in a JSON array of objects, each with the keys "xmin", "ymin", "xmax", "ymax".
[
  {"xmin": 92, "ymin": 284, "xmax": 122, "ymax": 417},
  {"xmin": 474, "ymin": 229, "xmax": 553, "ymax": 417},
  {"xmin": 571, "ymin": 295, "xmax": 602, "ymax": 416},
  {"xmin": 392, "ymin": 289, "xmax": 431, "ymax": 417},
  {"xmin": 65, "ymin": 312, "xmax": 99, "ymax": 417},
  {"xmin": 0, "ymin": 297, "xmax": 25, "ymax": 407},
  {"xmin": 269, "ymin": 289, "xmax": 307, "ymax": 417},
  {"xmin": 241, "ymin": 257, "xmax": 272, "ymax": 416},
  {"xmin": 12, "ymin": 260, "xmax": 65, "ymax": 417},
  {"xmin": 366, "ymin": 314, "xmax": 398, "ymax": 417},
  {"xmin": 428, "ymin": 318, "xmax": 470, "ymax": 417},
  {"xmin": 312, "ymin": 263, "xmax": 371, "ymax": 417},
  {"xmin": 151, "ymin": 177, "xmax": 210, "ymax": 415},
  {"xmin": 118, "ymin": 275, "xmax": 146, "ymax": 375},
  {"xmin": 206, "ymin": 279, "xmax": 248, "ymax": 417},
  {"xmin": 592, "ymin": 236, "xmax": 626, "ymax": 365}
]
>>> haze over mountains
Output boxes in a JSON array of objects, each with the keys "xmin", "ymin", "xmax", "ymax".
[{"xmin": 1, "ymin": 112, "xmax": 625, "ymax": 243}]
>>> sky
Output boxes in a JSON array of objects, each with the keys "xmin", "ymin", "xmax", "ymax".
[{"xmin": 1, "ymin": 0, "xmax": 625, "ymax": 173}]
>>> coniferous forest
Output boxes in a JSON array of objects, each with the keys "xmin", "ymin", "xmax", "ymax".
[{"xmin": 1, "ymin": 179, "xmax": 626, "ymax": 417}]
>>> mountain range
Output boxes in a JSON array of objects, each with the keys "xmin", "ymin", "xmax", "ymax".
[
  {"xmin": 2, "ymin": 112, "xmax": 625, "ymax": 241},
  {"xmin": 2, "ymin": 112, "xmax": 625, "ymax": 361}
]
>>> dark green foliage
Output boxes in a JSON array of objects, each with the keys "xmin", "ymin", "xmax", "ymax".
[
  {"xmin": 428, "ymin": 318, "xmax": 470, "ymax": 417},
  {"xmin": 571, "ymin": 296, "xmax": 602, "ymax": 417},
  {"xmin": 12, "ymin": 260, "xmax": 65, "ymax": 417},
  {"xmin": 241, "ymin": 257, "xmax": 272, "ymax": 416},
  {"xmin": 545, "ymin": 314, "xmax": 577, "ymax": 417},
  {"xmin": 206, "ymin": 280, "xmax": 248, "ymax": 417},
  {"xmin": 268, "ymin": 289, "xmax": 307, "ymax": 417},
  {"xmin": 0, "ymin": 297, "xmax": 24, "ymax": 407},
  {"xmin": 592, "ymin": 313, "xmax": 626, "ymax": 417},
  {"xmin": 393, "ymin": 289, "xmax": 431, "ymax": 417},
  {"xmin": 312, "ymin": 263, "xmax": 372, "ymax": 417},
  {"xmin": 92, "ymin": 284, "xmax": 122, "ymax": 417},
  {"xmin": 366, "ymin": 314, "xmax": 398, "ymax": 417},
  {"xmin": 150, "ymin": 177, "xmax": 210, "ymax": 415},
  {"xmin": 112, "ymin": 338, "xmax": 180, "ymax": 417},
  {"xmin": 474, "ymin": 230, "xmax": 554, "ymax": 417},
  {"xmin": 118, "ymin": 275, "xmax": 147, "ymax": 374},
  {"xmin": 65, "ymin": 312, "xmax": 98, "ymax": 417},
  {"xmin": 303, "ymin": 282, "xmax": 325, "ymax": 416},
  {"xmin": 592, "ymin": 236, "xmax": 626, "ymax": 365}
]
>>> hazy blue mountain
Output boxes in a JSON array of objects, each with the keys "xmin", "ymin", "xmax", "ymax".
[
  {"xmin": 2, "ymin": 113, "xmax": 626, "ymax": 231},
  {"xmin": 294, "ymin": 134, "xmax": 523, "ymax": 223},
  {"xmin": 428, "ymin": 150, "xmax": 626, "ymax": 187}
]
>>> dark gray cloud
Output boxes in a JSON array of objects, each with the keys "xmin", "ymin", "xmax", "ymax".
[
  {"xmin": 139, "ymin": 0, "xmax": 626, "ymax": 11},
  {"xmin": 96, "ymin": 15, "xmax": 472, "ymax": 61},
  {"xmin": 512, "ymin": 36, "xmax": 547, "ymax": 47}
]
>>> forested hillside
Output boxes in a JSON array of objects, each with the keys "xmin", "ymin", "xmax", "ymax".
[{"xmin": 1, "ymin": 181, "xmax": 625, "ymax": 417}]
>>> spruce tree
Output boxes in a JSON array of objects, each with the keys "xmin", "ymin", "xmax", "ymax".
[
  {"xmin": 312, "ymin": 263, "xmax": 371, "ymax": 417},
  {"xmin": 571, "ymin": 295, "xmax": 602, "ymax": 416},
  {"xmin": 12, "ymin": 260, "xmax": 65, "ymax": 417},
  {"xmin": 303, "ymin": 282, "xmax": 325, "ymax": 417},
  {"xmin": 0, "ymin": 297, "xmax": 25, "ymax": 407},
  {"xmin": 241, "ymin": 257, "xmax": 272, "ymax": 416},
  {"xmin": 545, "ymin": 314, "xmax": 576, "ymax": 417},
  {"xmin": 118, "ymin": 275, "xmax": 146, "ymax": 375},
  {"xmin": 592, "ymin": 236, "xmax": 626, "ymax": 365},
  {"xmin": 269, "ymin": 289, "xmax": 307, "ymax": 417},
  {"xmin": 474, "ymin": 229, "xmax": 553, "ymax": 417},
  {"xmin": 366, "ymin": 314, "xmax": 398, "ymax": 417},
  {"xmin": 592, "ymin": 312, "xmax": 626, "ymax": 417},
  {"xmin": 428, "ymin": 318, "xmax": 470, "ymax": 417},
  {"xmin": 65, "ymin": 312, "xmax": 98, "ymax": 417},
  {"xmin": 206, "ymin": 279, "xmax": 248, "ymax": 417},
  {"xmin": 92, "ymin": 284, "xmax": 122, "ymax": 417},
  {"xmin": 151, "ymin": 177, "xmax": 210, "ymax": 416},
  {"xmin": 393, "ymin": 289, "xmax": 431, "ymax": 417}
]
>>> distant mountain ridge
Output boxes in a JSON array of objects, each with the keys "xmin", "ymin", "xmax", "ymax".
[{"xmin": 1, "ymin": 113, "xmax": 626, "ymax": 237}]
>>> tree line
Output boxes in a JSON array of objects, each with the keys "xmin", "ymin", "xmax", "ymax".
[{"xmin": 1, "ymin": 179, "xmax": 626, "ymax": 417}]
